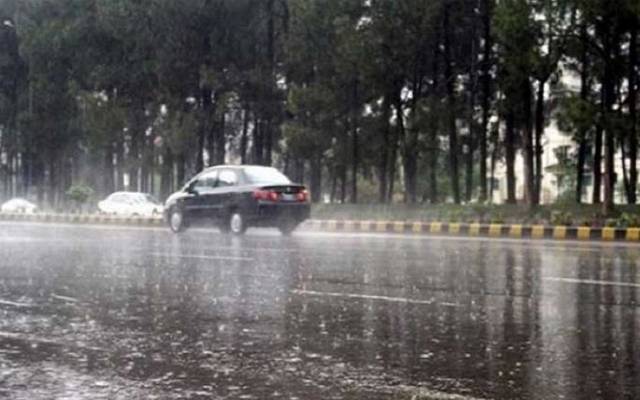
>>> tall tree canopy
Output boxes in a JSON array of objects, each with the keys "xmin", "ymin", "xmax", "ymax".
[{"xmin": 0, "ymin": 0, "xmax": 639, "ymax": 213}]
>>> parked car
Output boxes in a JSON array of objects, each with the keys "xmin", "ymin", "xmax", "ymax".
[
  {"xmin": 164, "ymin": 165, "xmax": 310, "ymax": 235},
  {"xmin": 98, "ymin": 192, "xmax": 163, "ymax": 217},
  {"xmin": 0, "ymin": 198, "xmax": 38, "ymax": 214}
]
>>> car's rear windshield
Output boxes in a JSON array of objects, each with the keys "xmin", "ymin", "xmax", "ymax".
[{"xmin": 244, "ymin": 167, "xmax": 291, "ymax": 185}]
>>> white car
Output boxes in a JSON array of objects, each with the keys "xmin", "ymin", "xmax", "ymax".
[
  {"xmin": 97, "ymin": 192, "xmax": 163, "ymax": 217},
  {"xmin": 1, "ymin": 198, "xmax": 38, "ymax": 213}
]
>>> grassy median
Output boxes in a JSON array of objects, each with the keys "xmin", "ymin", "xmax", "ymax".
[{"xmin": 311, "ymin": 203, "xmax": 640, "ymax": 227}]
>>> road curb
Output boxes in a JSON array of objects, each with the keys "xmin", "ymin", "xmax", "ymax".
[
  {"xmin": 1, "ymin": 213, "xmax": 639, "ymax": 242},
  {"xmin": 301, "ymin": 220, "xmax": 640, "ymax": 242},
  {"xmin": 0, "ymin": 212, "xmax": 163, "ymax": 227}
]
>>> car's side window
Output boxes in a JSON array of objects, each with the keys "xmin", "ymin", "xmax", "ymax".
[
  {"xmin": 123, "ymin": 195, "xmax": 136, "ymax": 204},
  {"xmin": 217, "ymin": 170, "xmax": 237, "ymax": 187},
  {"xmin": 194, "ymin": 170, "xmax": 218, "ymax": 192}
]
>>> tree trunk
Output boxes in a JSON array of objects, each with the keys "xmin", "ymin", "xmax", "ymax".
[
  {"xmin": 428, "ymin": 29, "xmax": 441, "ymax": 204},
  {"xmin": 593, "ymin": 123, "xmax": 603, "ymax": 204},
  {"xmin": 621, "ymin": 138, "xmax": 631, "ymax": 200},
  {"xmin": 403, "ymin": 130, "xmax": 418, "ymax": 204},
  {"xmin": 479, "ymin": 0, "xmax": 493, "ymax": 202},
  {"xmin": 522, "ymin": 79, "xmax": 535, "ymax": 207},
  {"xmin": 128, "ymin": 102, "xmax": 144, "ymax": 192},
  {"xmin": 160, "ymin": 146, "xmax": 173, "ymax": 199},
  {"xmin": 443, "ymin": 3, "xmax": 460, "ymax": 204},
  {"xmin": 603, "ymin": 122, "xmax": 615, "ymax": 213},
  {"xmin": 148, "ymin": 144, "xmax": 155, "ymax": 195},
  {"xmin": 387, "ymin": 89, "xmax": 402, "ymax": 203},
  {"xmin": 253, "ymin": 116, "xmax": 263, "ymax": 165},
  {"xmin": 576, "ymin": 23, "xmax": 590, "ymax": 204},
  {"xmin": 103, "ymin": 143, "xmax": 115, "ymax": 196},
  {"xmin": 264, "ymin": 0, "xmax": 276, "ymax": 168},
  {"xmin": 310, "ymin": 153, "xmax": 322, "ymax": 203},
  {"xmin": 534, "ymin": 79, "xmax": 545, "ymax": 204},
  {"xmin": 330, "ymin": 168, "xmax": 337, "ymax": 203},
  {"xmin": 240, "ymin": 106, "xmax": 250, "ymax": 164},
  {"xmin": 602, "ymin": 38, "xmax": 618, "ymax": 214},
  {"xmin": 48, "ymin": 156, "xmax": 57, "ymax": 209},
  {"xmin": 465, "ymin": 3, "xmax": 478, "ymax": 203},
  {"xmin": 378, "ymin": 95, "xmax": 391, "ymax": 203},
  {"xmin": 264, "ymin": 121, "xmax": 272, "ymax": 166},
  {"xmin": 140, "ymin": 125, "xmax": 151, "ymax": 193},
  {"xmin": 215, "ymin": 109, "xmax": 226, "ymax": 165},
  {"xmin": 200, "ymin": 88, "xmax": 212, "ymax": 170},
  {"xmin": 628, "ymin": 22, "xmax": 638, "ymax": 204},
  {"xmin": 465, "ymin": 137, "xmax": 473, "ymax": 203},
  {"xmin": 340, "ymin": 164, "xmax": 347, "ymax": 204},
  {"xmin": 505, "ymin": 111, "xmax": 516, "ymax": 204},
  {"xmin": 489, "ymin": 129, "xmax": 497, "ymax": 204},
  {"xmin": 295, "ymin": 158, "xmax": 304, "ymax": 183},
  {"xmin": 351, "ymin": 79, "xmax": 359, "ymax": 204},
  {"xmin": 115, "ymin": 137, "xmax": 124, "ymax": 191},
  {"xmin": 176, "ymin": 152, "xmax": 186, "ymax": 188},
  {"xmin": 576, "ymin": 138, "xmax": 587, "ymax": 203}
]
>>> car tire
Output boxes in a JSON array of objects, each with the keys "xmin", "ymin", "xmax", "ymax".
[
  {"xmin": 278, "ymin": 220, "xmax": 298, "ymax": 236},
  {"xmin": 218, "ymin": 221, "xmax": 230, "ymax": 233},
  {"xmin": 168, "ymin": 207, "xmax": 187, "ymax": 233},
  {"xmin": 229, "ymin": 211, "xmax": 247, "ymax": 235}
]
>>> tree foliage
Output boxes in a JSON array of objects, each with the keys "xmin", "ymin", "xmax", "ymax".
[{"xmin": 0, "ymin": 0, "xmax": 639, "ymax": 212}]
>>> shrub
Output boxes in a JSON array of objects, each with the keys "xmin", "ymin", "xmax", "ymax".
[
  {"xmin": 550, "ymin": 211, "xmax": 573, "ymax": 226},
  {"xmin": 66, "ymin": 184, "xmax": 94, "ymax": 212},
  {"xmin": 617, "ymin": 213, "xmax": 640, "ymax": 228}
]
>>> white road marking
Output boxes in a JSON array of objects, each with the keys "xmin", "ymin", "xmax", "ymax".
[
  {"xmin": 544, "ymin": 276, "xmax": 640, "ymax": 288},
  {"xmin": 0, "ymin": 300, "xmax": 34, "ymax": 308},
  {"xmin": 291, "ymin": 289, "xmax": 436, "ymax": 305},
  {"xmin": 149, "ymin": 252, "xmax": 254, "ymax": 262},
  {"xmin": 0, "ymin": 331, "xmax": 105, "ymax": 352},
  {"xmin": 389, "ymin": 386, "xmax": 491, "ymax": 400},
  {"xmin": 51, "ymin": 294, "xmax": 79, "ymax": 303}
]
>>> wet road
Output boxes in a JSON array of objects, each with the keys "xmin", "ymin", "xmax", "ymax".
[{"xmin": 1, "ymin": 223, "xmax": 640, "ymax": 399}]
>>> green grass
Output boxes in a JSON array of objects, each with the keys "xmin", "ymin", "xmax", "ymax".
[{"xmin": 311, "ymin": 203, "xmax": 640, "ymax": 227}]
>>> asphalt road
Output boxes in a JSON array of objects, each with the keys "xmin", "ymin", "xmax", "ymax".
[{"xmin": 1, "ymin": 222, "xmax": 639, "ymax": 400}]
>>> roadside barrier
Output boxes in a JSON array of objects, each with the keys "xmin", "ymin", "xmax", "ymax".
[
  {"xmin": 1, "ymin": 212, "xmax": 639, "ymax": 242},
  {"xmin": 0, "ymin": 212, "xmax": 163, "ymax": 227},
  {"xmin": 302, "ymin": 220, "xmax": 640, "ymax": 243}
]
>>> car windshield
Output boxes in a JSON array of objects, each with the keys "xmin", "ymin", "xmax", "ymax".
[{"xmin": 244, "ymin": 167, "xmax": 291, "ymax": 185}]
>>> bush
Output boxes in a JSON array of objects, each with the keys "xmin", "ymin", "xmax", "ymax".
[
  {"xmin": 616, "ymin": 213, "xmax": 640, "ymax": 228},
  {"xmin": 66, "ymin": 184, "xmax": 94, "ymax": 212},
  {"xmin": 550, "ymin": 211, "xmax": 573, "ymax": 226}
]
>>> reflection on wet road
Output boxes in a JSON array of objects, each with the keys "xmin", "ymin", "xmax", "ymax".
[{"xmin": 1, "ymin": 223, "xmax": 640, "ymax": 399}]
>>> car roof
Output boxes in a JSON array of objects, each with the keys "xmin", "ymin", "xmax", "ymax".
[
  {"xmin": 200, "ymin": 165, "xmax": 276, "ymax": 173},
  {"xmin": 4, "ymin": 198, "xmax": 31, "ymax": 203},
  {"xmin": 109, "ymin": 191, "xmax": 149, "ymax": 196}
]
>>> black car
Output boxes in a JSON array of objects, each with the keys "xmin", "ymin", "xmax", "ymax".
[{"xmin": 164, "ymin": 165, "xmax": 310, "ymax": 235}]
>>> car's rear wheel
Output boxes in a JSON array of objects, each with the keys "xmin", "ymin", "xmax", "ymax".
[
  {"xmin": 169, "ymin": 207, "xmax": 187, "ymax": 233},
  {"xmin": 229, "ymin": 211, "xmax": 247, "ymax": 235},
  {"xmin": 278, "ymin": 219, "xmax": 299, "ymax": 236}
]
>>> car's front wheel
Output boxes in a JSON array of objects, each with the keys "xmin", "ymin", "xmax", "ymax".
[
  {"xmin": 229, "ymin": 211, "xmax": 247, "ymax": 235},
  {"xmin": 169, "ymin": 207, "xmax": 187, "ymax": 233}
]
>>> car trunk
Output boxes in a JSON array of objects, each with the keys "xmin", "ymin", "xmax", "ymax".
[{"xmin": 255, "ymin": 185, "xmax": 307, "ymax": 202}]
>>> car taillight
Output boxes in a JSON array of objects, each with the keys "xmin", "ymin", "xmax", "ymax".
[
  {"xmin": 296, "ymin": 189, "xmax": 309, "ymax": 202},
  {"xmin": 253, "ymin": 189, "xmax": 280, "ymax": 202}
]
